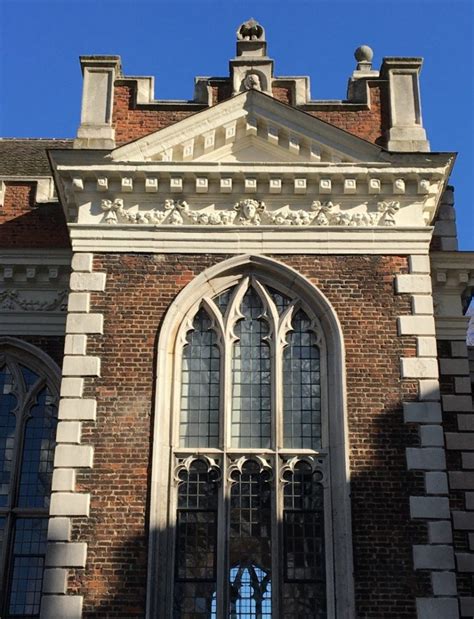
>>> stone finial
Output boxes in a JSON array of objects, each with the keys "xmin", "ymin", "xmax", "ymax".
[
  {"xmin": 237, "ymin": 18, "xmax": 265, "ymax": 41},
  {"xmin": 231, "ymin": 18, "xmax": 272, "ymax": 95},
  {"xmin": 354, "ymin": 45, "xmax": 374, "ymax": 71}
]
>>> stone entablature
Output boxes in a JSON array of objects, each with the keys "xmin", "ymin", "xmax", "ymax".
[
  {"xmin": 0, "ymin": 250, "xmax": 71, "ymax": 335},
  {"xmin": 53, "ymin": 159, "xmax": 451, "ymax": 229}
]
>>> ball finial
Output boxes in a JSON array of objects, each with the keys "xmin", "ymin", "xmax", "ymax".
[{"xmin": 354, "ymin": 45, "xmax": 374, "ymax": 63}]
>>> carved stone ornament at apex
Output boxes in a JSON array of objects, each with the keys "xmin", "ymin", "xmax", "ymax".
[{"xmin": 237, "ymin": 18, "xmax": 265, "ymax": 41}]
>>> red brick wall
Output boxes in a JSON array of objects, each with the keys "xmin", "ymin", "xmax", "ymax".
[
  {"xmin": 112, "ymin": 80, "xmax": 389, "ymax": 146},
  {"xmin": 0, "ymin": 182, "xmax": 70, "ymax": 249},
  {"xmin": 112, "ymin": 85, "xmax": 196, "ymax": 145},
  {"xmin": 306, "ymin": 83, "xmax": 389, "ymax": 146},
  {"xmin": 69, "ymin": 253, "xmax": 427, "ymax": 618}
]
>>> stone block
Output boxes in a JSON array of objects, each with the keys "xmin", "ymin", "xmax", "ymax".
[
  {"xmin": 456, "ymin": 377, "xmax": 473, "ymax": 394},
  {"xmin": 66, "ymin": 313, "xmax": 103, "ymax": 335},
  {"xmin": 425, "ymin": 471, "xmax": 448, "ymax": 494},
  {"xmin": 446, "ymin": 433, "xmax": 474, "ymax": 451},
  {"xmin": 410, "ymin": 496, "xmax": 450, "ymax": 518},
  {"xmin": 449, "ymin": 472, "xmax": 474, "ymax": 490},
  {"xmin": 419, "ymin": 379, "xmax": 440, "ymax": 401},
  {"xmin": 431, "ymin": 571, "xmax": 457, "ymax": 596},
  {"xmin": 398, "ymin": 316, "xmax": 435, "ymax": 336},
  {"xmin": 428, "ymin": 520, "xmax": 453, "ymax": 544},
  {"xmin": 67, "ymin": 292, "xmax": 90, "ymax": 313},
  {"xmin": 462, "ymin": 453, "xmax": 474, "ymax": 469},
  {"xmin": 458, "ymin": 415, "xmax": 474, "ymax": 431},
  {"xmin": 416, "ymin": 598, "xmax": 459, "ymax": 619},
  {"xmin": 50, "ymin": 493, "xmax": 90, "ymax": 517},
  {"xmin": 401, "ymin": 358, "xmax": 438, "ymax": 379},
  {"xmin": 403, "ymin": 402, "xmax": 442, "ymax": 424},
  {"xmin": 60, "ymin": 378, "xmax": 84, "ymax": 398},
  {"xmin": 439, "ymin": 358, "xmax": 470, "ymax": 376},
  {"xmin": 466, "ymin": 492, "xmax": 474, "ymax": 510},
  {"xmin": 64, "ymin": 335, "xmax": 87, "ymax": 356},
  {"xmin": 71, "ymin": 253, "xmax": 93, "ymax": 273},
  {"xmin": 59, "ymin": 398, "xmax": 96, "ymax": 421},
  {"xmin": 42, "ymin": 568, "xmax": 68, "ymax": 594},
  {"xmin": 395, "ymin": 274, "xmax": 432, "ymax": 294},
  {"xmin": 40, "ymin": 594, "xmax": 83, "ymax": 618},
  {"xmin": 47, "ymin": 517, "xmax": 71, "ymax": 542},
  {"xmin": 420, "ymin": 425, "xmax": 444, "ymax": 447},
  {"xmin": 406, "ymin": 447, "xmax": 446, "ymax": 470},
  {"xmin": 442, "ymin": 395, "xmax": 473, "ymax": 412},
  {"xmin": 409, "ymin": 255, "xmax": 431, "ymax": 274},
  {"xmin": 62, "ymin": 355, "xmax": 100, "ymax": 377},
  {"xmin": 412, "ymin": 295, "xmax": 434, "ymax": 315},
  {"xmin": 70, "ymin": 272, "xmax": 106, "ymax": 292},
  {"xmin": 457, "ymin": 553, "xmax": 474, "ymax": 572},
  {"xmin": 460, "ymin": 598, "xmax": 474, "ymax": 617},
  {"xmin": 54, "ymin": 444, "xmax": 93, "ymax": 468},
  {"xmin": 452, "ymin": 511, "xmax": 474, "ymax": 530},
  {"xmin": 451, "ymin": 341, "xmax": 468, "ymax": 358},
  {"xmin": 45, "ymin": 542, "xmax": 87, "ymax": 568},
  {"xmin": 417, "ymin": 337, "xmax": 437, "ymax": 357},
  {"xmin": 56, "ymin": 421, "xmax": 81, "ymax": 444},
  {"xmin": 413, "ymin": 545, "xmax": 455, "ymax": 569},
  {"xmin": 52, "ymin": 469, "xmax": 76, "ymax": 492},
  {"xmin": 434, "ymin": 220, "xmax": 457, "ymax": 236}
]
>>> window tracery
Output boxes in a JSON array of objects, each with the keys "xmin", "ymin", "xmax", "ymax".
[
  {"xmin": 172, "ymin": 276, "xmax": 329, "ymax": 617},
  {"xmin": 0, "ymin": 342, "xmax": 59, "ymax": 617}
]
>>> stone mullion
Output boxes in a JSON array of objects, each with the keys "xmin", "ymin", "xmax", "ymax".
[
  {"xmin": 397, "ymin": 254, "xmax": 459, "ymax": 619},
  {"xmin": 40, "ymin": 253, "xmax": 105, "ymax": 619}
]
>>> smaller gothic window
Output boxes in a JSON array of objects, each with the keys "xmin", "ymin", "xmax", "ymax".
[{"xmin": 0, "ymin": 346, "xmax": 58, "ymax": 618}]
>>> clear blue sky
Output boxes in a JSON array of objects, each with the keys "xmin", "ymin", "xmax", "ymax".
[{"xmin": 0, "ymin": 0, "xmax": 473, "ymax": 249}]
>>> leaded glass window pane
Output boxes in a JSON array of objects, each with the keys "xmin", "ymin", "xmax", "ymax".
[
  {"xmin": 267, "ymin": 286, "xmax": 291, "ymax": 314},
  {"xmin": 7, "ymin": 518, "xmax": 48, "ymax": 616},
  {"xmin": 0, "ymin": 351, "xmax": 58, "ymax": 618},
  {"xmin": 180, "ymin": 309, "xmax": 220, "ymax": 449},
  {"xmin": 229, "ymin": 460, "xmax": 272, "ymax": 616},
  {"xmin": 18, "ymin": 388, "xmax": 57, "ymax": 508},
  {"xmin": 174, "ymin": 460, "xmax": 218, "ymax": 619},
  {"xmin": 282, "ymin": 461, "xmax": 326, "ymax": 617},
  {"xmin": 283, "ymin": 310, "xmax": 321, "ymax": 449},
  {"xmin": 0, "ymin": 366, "xmax": 17, "ymax": 508},
  {"xmin": 231, "ymin": 289, "xmax": 271, "ymax": 448}
]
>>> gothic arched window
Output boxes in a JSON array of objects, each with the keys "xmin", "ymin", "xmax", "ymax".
[
  {"xmin": 0, "ymin": 340, "xmax": 59, "ymax": 617},
  {"xmin": 169, "ymin": 276, "xmax": 331, "ymax": 618}
]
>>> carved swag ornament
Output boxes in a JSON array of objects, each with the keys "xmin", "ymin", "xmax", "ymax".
[{"xmin": 100, "ymin": 198, "xmax": 401, "ymax": 227}]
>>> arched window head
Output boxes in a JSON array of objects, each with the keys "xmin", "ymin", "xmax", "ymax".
[
  {"xmin": 0, "ymin": 339, "xmax": 59, "ymax": 618},
  {"xmin": 149, "ymin": 256, "xmax": 354, "ymax": 618}
]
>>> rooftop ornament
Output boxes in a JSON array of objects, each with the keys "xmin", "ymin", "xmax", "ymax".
[{"xmin": 237, "ymin": 18, "xmax": 265, "ymax": 41}]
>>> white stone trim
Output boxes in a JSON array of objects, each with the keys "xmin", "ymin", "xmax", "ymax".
[
  {"xmin": 42, "ymin": 253, "xmax": 105, "ymax": 619},
  {"xmin": 68, "ymin": 224, "xmax": 434, "ymax": 254},
  {"xmin": 397, "ymin": 254, "xmax": 458, "ymax": 614}
]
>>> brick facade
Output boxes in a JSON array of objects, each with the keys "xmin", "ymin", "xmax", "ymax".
[{"xmin": 56, "ymin": 253, "xmax": 426, "ymax": 618}]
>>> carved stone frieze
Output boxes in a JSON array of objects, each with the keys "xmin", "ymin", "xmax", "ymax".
[
  {"xmin": 0, "ymin": 289, "xmax": 68, "ymax": 312},
  {"xmin": 100, "ymin": 197, "xmax": 403, "ymax": 227}
]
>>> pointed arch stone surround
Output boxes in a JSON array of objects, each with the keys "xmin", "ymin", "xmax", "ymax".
[{"xmin": 147, "ymin": 254, "xmax": 355, "ymax": 618}]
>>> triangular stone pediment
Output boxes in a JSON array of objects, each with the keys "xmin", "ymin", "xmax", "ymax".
[{"xmin": 111, "ymin": 89, "xmax": 384, "ymax": 164}]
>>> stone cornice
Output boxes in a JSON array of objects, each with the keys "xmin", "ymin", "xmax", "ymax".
[
  {"xmin": 68, "ymin": 223, "xmax": 433, "ymax": 254},
  {"xmin": 52, "ymin": 159, "xmax": 452, "ymax": 229}
]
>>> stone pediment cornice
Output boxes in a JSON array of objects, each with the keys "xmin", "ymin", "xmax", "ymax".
[{"xmin": 110, "ymin": 90, "xmax": 384, "ymax": 164}]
